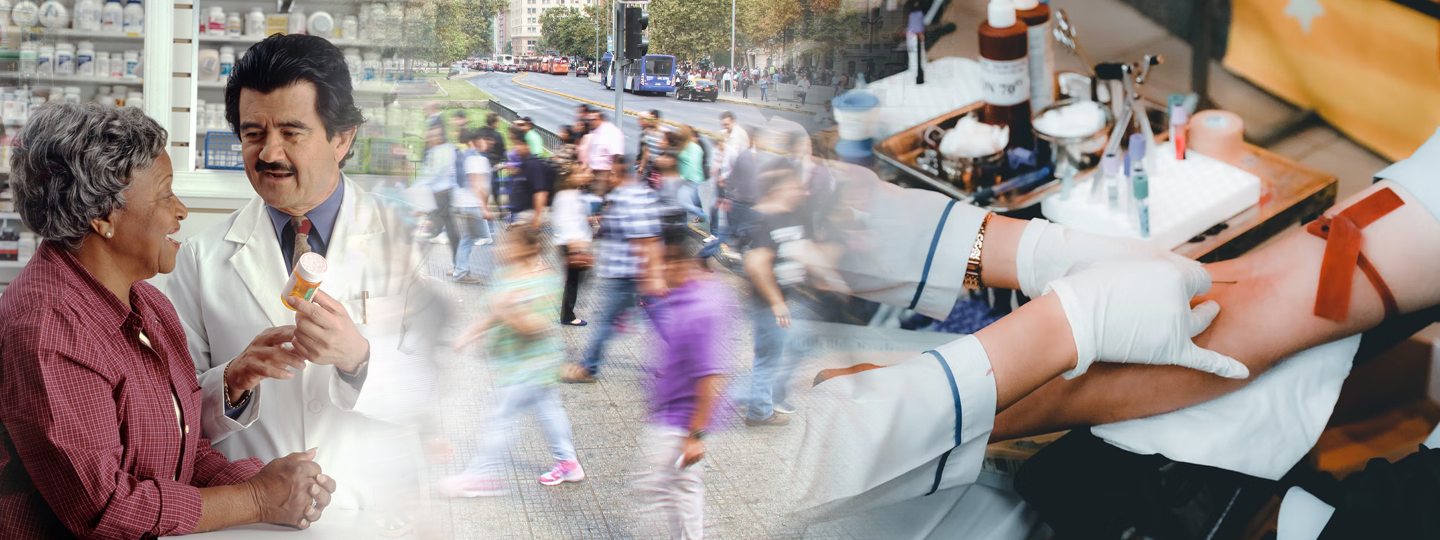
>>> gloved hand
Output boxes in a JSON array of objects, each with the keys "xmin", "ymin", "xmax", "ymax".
[
  {"xmin": 1016, "ymin": 218, "xmax": 1195, "ymax": 300},
  {"xmin": 1047, "ymin": 261, "xmax": 1248, "ymax": 380}
]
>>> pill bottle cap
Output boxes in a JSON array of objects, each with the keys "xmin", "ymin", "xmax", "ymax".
[
  {"xmin": 987, "ymin": 0, "xmax": 1016, "ymax": 28},
  {"xmin": 1101, "ymin": 152, "xmax": 1120, "ymax": 177},
  {"xmin": 1013, "ymin": 0, "xmax": 1038, "ymax": 9},
  {"xmin": 1127, "ymin": 133, "xmax": 1147, "ymax": 160},
  {"xmin": 294, "ymin": 252, "xmax": 328, "ymax": 282}
]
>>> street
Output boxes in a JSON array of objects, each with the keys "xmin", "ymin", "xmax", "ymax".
[{"xmin": 466, "ymin": 71, "xmax": 821, "ymax": 155}]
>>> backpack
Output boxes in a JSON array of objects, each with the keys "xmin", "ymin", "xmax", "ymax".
[
  {"xmin": 454, "ymin": 147, "xmax": 470, "ymax": 190},
  {"xmin": 697, "ymin": 136, "xmax": 715, "ymax": 183}
]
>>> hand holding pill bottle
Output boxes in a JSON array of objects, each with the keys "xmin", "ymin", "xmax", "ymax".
[{"xmin": 282, "ymin": 252, "xmax": 328, "ymax": 311}]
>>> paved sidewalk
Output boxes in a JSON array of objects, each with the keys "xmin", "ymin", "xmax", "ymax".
[{"xmin": 419, "ymin": 237, "xmax": 861, "ymax": 539}]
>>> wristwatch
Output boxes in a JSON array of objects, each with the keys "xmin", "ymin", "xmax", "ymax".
[{"xmin": 689, "ymin": 429, "xmax": 707, "ymax": 441}]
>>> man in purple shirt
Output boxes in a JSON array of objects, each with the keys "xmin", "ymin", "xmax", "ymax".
[{"xmin": 637, "ymin": 222, "xmax": 730, "ymax": 539}]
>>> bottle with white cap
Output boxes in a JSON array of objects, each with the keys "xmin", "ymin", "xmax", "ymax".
[
  {"xmin": 94, "ymin": 84, "xmax": 109, "ymax": 104},
  {"xmin": 36, "ymin": 44, "xmax": 54, "ymax": 74},
  {"xmin": 97, "ymin": 51, "xmax": 113, "ymax": 78},
  {"xmin": 219, "ymin": 46, "xmax": 234, "ymax": 78},
  {"xmin": 125, "ymin": 91, "xmax": 141, "ymax": 109},
  {"xmin": 226, "ymin": 11, "xmax": 240, "ymax": 36},
  {"xmin": 122, "ymin": 49, "xmax": 138, "ymax": 78},
  {"xmin": 287, "ymin": 7, "xmax": 305, "ymax": 34},
  {"xmin": 1013, "ymin": 0, "xmax": 1053, "ymax": 111},
  {"xmin": 978, "ymin": 0, "xmax": 1032, "ymax": 150},
  {"xmin": 72, "ymin": 0, "xmax": 100, "ymax": 30},
  {"xmin": 121, "ymin": 0, "xmax": 141, "ymax": 33},
  {"xmin": 76, "ymin": 41, "xmax": 94, "ymax": 76},
  {"xmin": 54, "ymin": 42, "xmax": 74, "ymax": 75},
  {"xmin": 245, "ymin": 7, "xmax": 264, "ymax": 35},
  {"xmin": 207, "ymin": 6, "xmax": 224, "ymax": 36},
  {"xmin": 63, "ymin": 86, "xmax": 80, "ymax": 103},
  {"xmin": 100, "ymin": 0, "xmax": 122, "ymax": 32}
]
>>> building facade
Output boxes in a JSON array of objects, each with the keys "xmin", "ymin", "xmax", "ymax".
[{"xmin": 508, "ymin": 0, "xmax": 597, "ymax": 56}]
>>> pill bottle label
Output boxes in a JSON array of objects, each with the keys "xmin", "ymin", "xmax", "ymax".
[{"xmin": 980, "ymin": 56, "xmax": 1029, "ymax": 107}]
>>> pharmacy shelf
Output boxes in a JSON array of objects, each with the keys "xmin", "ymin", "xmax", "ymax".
[
  {"xmin": 0, "ymin": 212, "xmax": 19, "ymax": 220},
  {"xmin": 49, "ymin": 29, "xmax": 146, "ymax": 41},
  {"xmin": 197, "ymin": 80, "xmax": 227, "ymax": 89},
  {"xmin": 0, "ymin": 72, "xmax": 143, "ymax": 85}
]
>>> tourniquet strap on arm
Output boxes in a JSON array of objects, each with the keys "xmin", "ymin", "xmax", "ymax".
[{"xmin": 1305, "ymin": 187, "xmax": 1404, "ymax": 322}]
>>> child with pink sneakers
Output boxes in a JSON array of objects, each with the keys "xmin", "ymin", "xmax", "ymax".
[{"xmin": 439, "ymin": 225, "xmax": 585, "ymax": 497}]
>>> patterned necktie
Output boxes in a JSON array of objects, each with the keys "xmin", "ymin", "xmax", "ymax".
[{"xmin": 290, "ymin": 215, "xmax": 312, "ymax": 270}]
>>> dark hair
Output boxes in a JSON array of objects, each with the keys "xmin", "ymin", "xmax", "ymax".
[
  {"xmin": 225, "ymin": 34, "xmax": 365, "ymax": 158},
  {"xmin": 649, "ymin": 109, "xmax": 662, "ymax": 120},
  {"xmin": 460, "ymin": 127, "xmax": 484, "ymax": 144},
  {"xmin": 664, "ymin": 130, "xmax": 686, "ymax": 149},
  {"xmin": 719, "ymin": 111, "xmax": 735, "ymax": 121},
  {"xmin": 486, "ymin": 113, "xmax": 500, "ymax": 127},
  {"xmin": 502, "ymin": 222, "xmax": 543, "ymax": 254},
  {"xmin": 509, "ymin": 126, "xmax": 527, "ymax": 143},
  {"xmin": 453, "ymin": 110, "xmax": 468, "ymax": 119}
]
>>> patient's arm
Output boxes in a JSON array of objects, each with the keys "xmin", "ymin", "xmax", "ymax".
[{"xmin": 992, "ymin": 180, "xmax": 1440, "ymax": 442}]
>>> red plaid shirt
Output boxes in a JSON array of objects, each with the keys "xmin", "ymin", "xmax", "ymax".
[{"xmin": 0, "ymin": 241, "xmax": 263, "ymax": 539}]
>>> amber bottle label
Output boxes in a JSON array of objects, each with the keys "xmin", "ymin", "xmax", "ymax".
[{"xmin": 981, "ymin": 56, "xmax": 1030, "ymax": 107}]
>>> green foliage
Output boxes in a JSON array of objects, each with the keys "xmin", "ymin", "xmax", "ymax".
[
  {"xmin": 539, "ymin": 6, "xmax": 600, "ymax": 59},
  {"xmin": 647, "ymin": 0, "xmax": 730, "ymax": 63},
  {"xmin": 403, "ymin": 0, "xmax": 509, "ymax": 64}
]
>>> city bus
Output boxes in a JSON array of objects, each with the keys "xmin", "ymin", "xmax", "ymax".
[
  {"xmin": 549, "ymin": 57, "xmax": 569, "ymax": 75},
  {"xmin": 614, "ymin": 54, "xmax": 676, "ymax": 95},
  {"xmin": 495, "ymin": 54, "xmax": 514, "ymax": 71}
]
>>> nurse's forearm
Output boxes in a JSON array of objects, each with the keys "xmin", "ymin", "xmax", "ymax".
[
  {"xmin": 973, "ymin": 293, "xmax": 1078, "ymax": 412},
  {"xmin": 976, "ymin": 215, "xmax": 1026, "ymax": 292}
]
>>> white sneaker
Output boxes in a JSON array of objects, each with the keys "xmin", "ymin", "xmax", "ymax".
[
  {"xmin": 474, "ymin": 238, "xmax": 493, "ymax": 246},
  {"xmin": 431, "ymin": 236, "xmax": 450, "ymax": 245}
]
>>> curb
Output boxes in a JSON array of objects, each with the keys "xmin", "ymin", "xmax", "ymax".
[{"xmin": 714, "ymin": 96, "xmax": 818, "ymax": 116}]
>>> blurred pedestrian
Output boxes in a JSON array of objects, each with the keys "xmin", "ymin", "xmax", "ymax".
[
  {"xmin": 451, "ymin": 128, "xmax": 495, "ymax": 284},
  {"xmin": 553, "ymin": 145, "xmax": 596, "ymax": 327},
  {"xmin": 421, "ymin": 126, "xmax": 462, "ymax": 256},
  {"xmin": 669, "ymin": 129, "xmax": 708, "ymax": 224},
  {"xmin": 505, "ymin": 127, "xmax": 554, "ymax": 225},
  {"xmin": 439, "ymin": 225, "xmax": 584, "ymax": 497},
  {"xmin": 698, "ymin": 124, "xmax": 762, "ymax": 261},
  {"xmin": 585, "ymin": 111, "xmax": 626, "ymax": 183},
  {"xmin": 741, "ymin": 164, "xmax": 816, "ymax": 426},
  {"xmin": 565, "ymin": 156, "xmax": 663, "ymax": 383},
  {"xmin": 636, "ymin": 220, "xmax": 731, "ymax": 539}
]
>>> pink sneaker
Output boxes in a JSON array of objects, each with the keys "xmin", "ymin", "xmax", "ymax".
[
  {"xmin": 437, "ymin": 473, "xmax": 504, "ymax": 498},
  {"xmin": 538, "ymin": 459, "xmax": 585, "ymax": 486}
]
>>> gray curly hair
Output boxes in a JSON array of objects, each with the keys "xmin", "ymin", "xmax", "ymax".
[{"xmin": 10, "ymin": 103, "xmax": 168, "ymax": 251}]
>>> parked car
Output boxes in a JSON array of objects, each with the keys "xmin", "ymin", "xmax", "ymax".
[
  {"xmin": 676, "ymin": 78, "xmax": 718, "ymax": 102},
  {"xmin": 575, "ymin": 64, "xmax": 590, "ymax": 76}
]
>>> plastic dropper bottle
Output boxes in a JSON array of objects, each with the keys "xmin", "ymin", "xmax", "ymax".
[
  {"xmin": 1013, "ymin": 0, "xmax": 1053, "ymax": 112},
  {"xmin": 1102, "ymin": 152, "xmax": 1121, "ymax": 213},
  {"xmin": 979, "ymin": 0, "xmax": 1033, "ymax": 150},
  {"xmin": 1128, "ymin": 133, "xmax": 1150, "ymax": 238}
]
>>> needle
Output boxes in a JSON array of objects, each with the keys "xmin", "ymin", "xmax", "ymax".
[{"xmin": 1211, "ymin": 280, "xmax": 1238, "ymax": 284}]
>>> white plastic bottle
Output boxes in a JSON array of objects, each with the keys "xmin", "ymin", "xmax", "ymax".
[
  {"xmin": 76, "ymin": 41, "xmax": 94, "ymax": 75},
  {"xmin": 99, "ymin": 0, "xmax": 121, "ymax": 32},
  {"xmin": 226, "ymin": 11, "xmax": 240, "ymax": 36},
  {"xmin": 36, "ymin": 44, "xmax": 53, "ymax": 74},
  {"xmin": 287, "ymin": 7, "xmax": 304, "ymax": 34},
  {"xmin": 72, "ymin": 0, "xmax": 98, "ymax": 30},
  {"xmin": 206, "ymin": 6, "xmax": 223, "ymax": 36},
  {"xmin": 11, "ymin": 0, "xmax": 39, "ymax": 27},
  {"xmin": 121, "ymin": 0, "xmax": 140, "ymax": 33},
  {"xmin": 63, "ymin": 86, "xmax": 80, "ymax": 102},
  {"xmin": 96, "ymin": 50, "xmax": 110, "ymax": 78},
  {"xmin": 37, "ymin": 0, "xmax": 67, "ymax": 29},
  {"xmin": 125, "ymin": 91, "xmax": 141, "ymax": 109},
  {"xmin": 122, "ymin": 49, "xmax": 137, "ymax": 78},
  {"xmin": 0, "ymin": 0, "xmax": 12, "ymax": 28},
  {"xmin": 245, "ymin": 7, "xmax": 263, "ymax": 35},
  {"xmin": 219, "ymin": 46, "xmax": 234, "ymax": 78},
  {"xmin": 94, "ymin": 85, "xmax": 109, "ymax": 104},
  {"xmin": 340, "ymin": 15, "xmax": 356, "ymax": 39},
  {"xmin": 54, "ymin": 42, "xmax": 74, "ymax": 75}
]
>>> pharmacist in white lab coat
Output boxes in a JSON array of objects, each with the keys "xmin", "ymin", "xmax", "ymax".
[
  {"xmin": 164, "ymin": 35, "xmax": 442, "ymax": 511},
  {"xmin": 771, "ymin": 160, "xmax": 1249, "ymax": 538}
]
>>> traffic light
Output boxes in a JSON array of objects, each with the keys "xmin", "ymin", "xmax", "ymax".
[{"xmin": 624, "ymin": 6, "xmax": 648, "ymax": 61}]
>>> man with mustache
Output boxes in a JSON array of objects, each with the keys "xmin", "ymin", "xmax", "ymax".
[{"xmin": 163, "ymin": 34, "xmax": 443, "ymax": 520}]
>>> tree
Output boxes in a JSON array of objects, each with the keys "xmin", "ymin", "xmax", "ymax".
[
  {"xmin": 539, "ymin": 6, "xmax": 596, "ymax": 58},
  {"xmin": 647, "ymin": 0, "xmax": 730, "ymax": 63},
  {"xmin": 401, "ymin": 0, "xmax": 509, "ymax": 65}
]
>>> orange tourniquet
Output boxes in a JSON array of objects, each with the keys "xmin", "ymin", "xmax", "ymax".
[{"xmin": 1305, "ymin": 187, "xmax": 1404, "ymax": 322}]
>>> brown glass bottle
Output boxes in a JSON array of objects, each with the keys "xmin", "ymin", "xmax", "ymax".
[
  {"xmin": 979, "ymin": 1, "xmax": 1033, "ymax": 151},
  {"xmin": 1015, "ymin": 0, "xmax": 1054, "ymax": 111}
]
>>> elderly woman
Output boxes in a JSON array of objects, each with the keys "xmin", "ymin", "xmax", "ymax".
[{"xmin": 0, "ymin": 103, "xmax": 334, "ymax": 539}]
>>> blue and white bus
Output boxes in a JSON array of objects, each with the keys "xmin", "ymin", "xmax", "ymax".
[{"xmin": 611, "ymin": 54, "xmax": 675, "ymax": 95}]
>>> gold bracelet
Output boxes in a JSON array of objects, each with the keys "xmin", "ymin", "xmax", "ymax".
[
  {"xmin": 964, "ymin": 213, "xmax": 994, "ymax": 290},
  {"xmin": 222, "ymin": 361, "xmax": 251, "ymax": 409}
]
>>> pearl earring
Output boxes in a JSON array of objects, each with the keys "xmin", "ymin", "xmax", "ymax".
[{"xmin": 105, "ymin": 232, "xmax": 112, "ymax": 238}]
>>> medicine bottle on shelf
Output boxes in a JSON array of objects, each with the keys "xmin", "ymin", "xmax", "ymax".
[
  {"xmin": 282, "ymin": 252, "xmax": 328, "ymax": 311},
  {"xmin": 979, "ymin": 0, "xmax": 1033, "ymax": 151},
  {"xmin": 100, "ymin": 0, "xmax": 122, "ymax": 32}
]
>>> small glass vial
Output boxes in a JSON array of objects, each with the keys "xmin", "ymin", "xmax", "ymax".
[{"xmin": 283, "ymin": 252, "xmax": 328, "ymax": 310}]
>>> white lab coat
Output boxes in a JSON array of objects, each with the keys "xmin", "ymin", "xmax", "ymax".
[
  {"xmin": 164, "ymin": 176, "xmax": 441, "ymax": 510},
  {"xmin": 774, "ymin": 162, "xmax": 1046, "ymax": 539}
]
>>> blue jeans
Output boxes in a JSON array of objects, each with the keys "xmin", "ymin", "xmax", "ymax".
[
  {"xmin": 746, "ymin": 299, "xmax": 812, "ymax": 421},
  {"xmin": 760, "ymin": 86, "xmax": 768, "ymax": 101},
  {"xmin": 465, "ymin": 383, "xmax": 576, "ymax": 476},
  {"xmin": 580, "ymin": 277, "xmax": 648, "ymax": 376},
  {"xmin": 451, "ymin": 207, "xmax": 492, "ymax": 279},
  {"xmin": 678, "ymin": 182, "xmax": 707, "ymax": 223},
  {"xmin": 698, "ymin": 201, "xmax": 758, "ymax": 259}
]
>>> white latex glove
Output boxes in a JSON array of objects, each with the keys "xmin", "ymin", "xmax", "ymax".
[
  {"xmin": 1017, "ymin": 218, "xmax": 1195, "ymax": 300},
  {"xmin": 1047, "ymin": 261, "xmax": 1249, "ymax": 380}
]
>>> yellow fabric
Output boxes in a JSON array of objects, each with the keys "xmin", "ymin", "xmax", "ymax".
[{"xmin": 1224, "ymin": 0, "xmax": 1440, "ymax": 160}]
